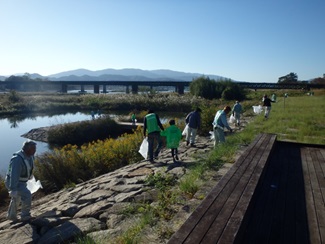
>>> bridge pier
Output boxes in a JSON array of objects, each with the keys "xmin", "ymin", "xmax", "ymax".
[
  {"xmin": 81, "ymin": 85, "xmax": 85, "ymax": 93},
  {"xmin": 94, "ymin": 85, "xmax": 100, "ymax": 94},
  {"xmin": 103, "ymin": 85, "xmax": 107, "ymax": 93},
  {"xmin": 176, "ymin": 84, "xmax": 185, "ymax": 94},
  {"xmin": 61, "ymin": 84, "xmax": 68, "ymax": 93},
  {"xmin": 131, "ymin": 84, "xmax": 138, "ymax": 94}
]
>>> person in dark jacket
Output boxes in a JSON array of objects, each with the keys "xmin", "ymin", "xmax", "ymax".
[
  {"xmin": 143, "ymin": 110, "xmax": 164, "ymax": 163},
  {"xmin": 262, "ymin": 95, "xmax": 274, "ymax": 119},
  {"xmin": 185, "ymin": 108, "xmax": 201, "ymax": 147}
]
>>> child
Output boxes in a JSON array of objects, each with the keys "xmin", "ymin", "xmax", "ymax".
[{"xmin": 161, "ymin": 119, "xmax": 182, "ymax": 163}]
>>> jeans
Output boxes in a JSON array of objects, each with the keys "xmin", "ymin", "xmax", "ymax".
[{"xmin": 147, "ymin": 131, "xmax": 163, "ymax": 160}]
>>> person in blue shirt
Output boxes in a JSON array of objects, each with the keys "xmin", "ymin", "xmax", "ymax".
[
  {"xmin": 5, "ymin": 140, "xmax": 37, "ymax": 222},
  {"xmin": 212, "ymin": 106, "xmax": 233, "ymax": 147}
]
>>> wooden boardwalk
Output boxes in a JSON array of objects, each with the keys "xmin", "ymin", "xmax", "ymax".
[
  {"xmin": 235, "ymin": 141, "xmax": 325, "ymax": 244},
  {"xmin": 168, "ymin": 135, "xmax": 325, "ymax": 244}
]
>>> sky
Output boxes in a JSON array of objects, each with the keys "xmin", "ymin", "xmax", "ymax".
[{"xmin": 0, "ymin": 0, "xmax": 324, "ymax": 83}]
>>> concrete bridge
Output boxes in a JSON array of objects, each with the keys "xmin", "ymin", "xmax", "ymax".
[{"xmin": 0, "ymin": 80, "xmax": 323, "ymax": 94}]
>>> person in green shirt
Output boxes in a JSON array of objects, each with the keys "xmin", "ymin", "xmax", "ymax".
[
  {"xmin": 161, "ymin": 119, "xmax": 182, "ymax": 163},
  {"xmin": 143, "ymin": 110, "xmax": 164, "ymax": 163}
]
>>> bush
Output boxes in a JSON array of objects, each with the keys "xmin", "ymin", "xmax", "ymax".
[{"xmin": 47, "ymin": 117, "xmax": 122, "ymax": 146}]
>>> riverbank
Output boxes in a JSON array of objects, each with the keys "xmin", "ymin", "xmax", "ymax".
[{"xmin": 0, "ymin": 135, "xmax": 235, "ymax": 243}]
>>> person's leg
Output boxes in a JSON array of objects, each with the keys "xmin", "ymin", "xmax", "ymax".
[
  {"xmin": 18, "ymin": 183, "xmax": 32, "ymax": 220},
  {"xmin": 213, "ymin": 128, "xmax": 219, "ymax": 147},
  {"xmin": 175, "ymin": 148, "xmax": 179, "ymax": 160},
  {"xmin": 7, "ymin": 196, "xmax": 20, "ymax": 221},
  {"xmin": 218, "ymin": 128, "xmax": 226, "ymax": 143},
  {"xmin": 147, "ymin": 133, "xmax": 154, "ymax": 161},
  {"xmin": 154, "ymin": 132, "xmax": 163, "ymax": 158},
  {"xmin": 186, "ymin": 126, "xmax": 191, "ymax": 145},
  {"xmin": 190, "ymin": 128, "xmax": 197, "ymax": 145}
]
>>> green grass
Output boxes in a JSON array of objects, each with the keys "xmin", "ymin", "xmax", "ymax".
[{"xmin": 244, "ymin": 95, "xmax": 325, "ymax": 145}]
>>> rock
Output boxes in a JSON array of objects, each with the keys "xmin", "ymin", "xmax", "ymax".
[{"xmin": 0, "ymin": 135, "xmax": 233, "ymax": 243}]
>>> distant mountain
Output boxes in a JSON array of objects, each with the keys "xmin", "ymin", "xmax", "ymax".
[
  {"xmin": 1, "ymin": 68, "xmax": 226, "ymax": 82},
  {"xmin": 48, "ymin": 68, "xmax": 225, "ymax": 81}
]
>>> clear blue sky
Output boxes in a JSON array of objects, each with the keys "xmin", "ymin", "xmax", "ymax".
[{"xmin": 1, "ymin": 0, "xmax": 324, "ymax": 82}]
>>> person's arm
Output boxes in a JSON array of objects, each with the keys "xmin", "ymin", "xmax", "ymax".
[
  {"xmin": 143, "ymin": 118, "xmax": 147, "ymax": 136},
  {"xmin": 155, "ymin": 114, "xmax": 164, "ymax": 131},
  {"xmin": 221, "ymin": 114, "xmax": 232, "ymax": 131},
  {"xmin": 8, "ymin": 157, "xmax": 22, "ymax": 191}
]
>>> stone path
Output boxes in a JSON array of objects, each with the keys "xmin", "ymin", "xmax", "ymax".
[
  {"xmin": 3, "ymin": 114, "xmax": 253, "ymax": 243},
  {"xmin": 0, "ymin": 134, "xmax": 236, "ymax": 244}
]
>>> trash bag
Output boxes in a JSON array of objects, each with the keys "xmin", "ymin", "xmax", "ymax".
[
  {"xmin": 182, "ymin": 124, "xmax": 188, "ymax": 136},
  {"xmin": 229, "ymin": 114, "xmax": 236, "ymax": 124},
  {"xmin": 27, "ymin": 175, "xmax": 43, "ymax": 194},
  {"xmin": 252, "ymin": 105, "xmax": 263, "ymax": 114},
  {"xmin": 138, "ymin": 138, "xmax": 148, "ymax": 159}
]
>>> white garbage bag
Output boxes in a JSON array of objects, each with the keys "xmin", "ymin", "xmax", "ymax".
[
  {"xmin": 182, "ymin": 124, "xmax": 188, "ymax": 136},
  {"xmin": 27, "ymin": 175, "xmax": 43, "ymax": 194},
  {"xmin": 138, "ymin": 138, "xmax": 148, "ymax": 159},
  {"xmin": 209, "ymin": 131, "xmax": 214, "ymax": 140},
  {"xmin": 252, "ymin": 105, "xmax": 263, "ymax": 114},
  {"xmin": 229, "ymin": 114, "xmax": 236, "ymax": 124}
]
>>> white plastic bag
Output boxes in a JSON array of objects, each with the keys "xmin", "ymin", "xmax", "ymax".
[
  {"xmin": 209, "ymin": 131, "xmax": 214, "ymax": 140},
  {"xmin": 27, "ymin": 175, "xmax": 43, "ymax": 194},
  {"xmin": 138, "ymin": 138, "xmax": 148, "ymax": 159},
  {"xmin": 229, "ymin": 114, "xmax": 236, "ymax": 124},
  {"xmin": 182, "ymin": 124, "xmax": 188, "ymax": 136},
  {"xmin": 252, "ymin": 105, "xmax": 263, "ymax": 114}
]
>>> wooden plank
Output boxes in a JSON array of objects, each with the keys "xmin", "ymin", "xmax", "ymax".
[
  {"xmin": 301, "ymin": 147, "xmax": 322, "ymax": 244},
  {"xmin": 310, "ymin": 147, "xmax": 325, "ymax": 243},
  {"xmin": 167, "ymin": 134, "xmax": 266, "ymax": 244},
  {"xmin": 184, "ymin": 134, "xmax": 271, "ymax": 243},
  {"xmin": 214, "ymin": 134, "xmax": 277, "ymax": 243}
]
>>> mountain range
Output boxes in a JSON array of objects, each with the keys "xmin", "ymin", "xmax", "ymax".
[{"xmin": 0, "ymin": 68, "xmax": 227, "ymax": 82}]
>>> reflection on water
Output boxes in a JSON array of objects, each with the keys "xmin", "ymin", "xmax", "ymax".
[
  {"xmin": 0, "ymin": 112, "xmax": 93, "ymax": 175},
  {"xmin": 0, "ymin": 111, "xmax": 186, "ymax": 175}
]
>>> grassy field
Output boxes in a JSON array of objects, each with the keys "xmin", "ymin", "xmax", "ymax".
[{"xmin": 243, "ymin": 94, "xmax": 325, "ymax": 145}]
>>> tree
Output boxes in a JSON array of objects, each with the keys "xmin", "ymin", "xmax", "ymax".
[
  {"xmin": 189, "ymin": 76, "xmax": 217, "ymax": 99},
  {"xmin": 278, "ymin": 72, "xmax": 298, "ymax": 83}
]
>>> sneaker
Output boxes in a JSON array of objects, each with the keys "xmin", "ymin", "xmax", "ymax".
[
  {"xmin": 186, "ymin": 141, "xmax": 190, "ymax": 146},
  {"xmin": 190, "ymin": 143, "xmax": 196, "ymax": 147},
  {"xmin": 149, "ymin": 159, "xmax": 155, "ymax": 163}
]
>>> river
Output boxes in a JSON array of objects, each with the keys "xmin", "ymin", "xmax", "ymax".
[
  {"xmin": 0, "ymin": 112, "xmax": 94, "ymax": 175},
  {"xmin": 0, "ymin": 111, "xmax": 184, "ymax": 175}
]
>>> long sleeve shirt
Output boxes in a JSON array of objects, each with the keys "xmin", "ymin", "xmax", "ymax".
[{"xmin": 213, "ymin": 110, "xmax": 231, "ymax": 131}]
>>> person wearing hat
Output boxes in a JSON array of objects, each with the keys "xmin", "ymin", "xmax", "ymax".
[
  {"xmin": 185, "ymin": 107, "xmax": 201, "ymax": 147},
  {"xmin": 5, "ymin": 140, "xmax": 37, "ymax": 222},
  {"xmin": 212, "ymin": 106, "xmax": 233, "ymax": 146}
]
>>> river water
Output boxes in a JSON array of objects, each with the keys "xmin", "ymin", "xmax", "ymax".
[
  {"xmin": 0, "ymin": 112, "xmax": 93, "ymax": 175},
  {"xmin": 0, "ymin": 111, "xmax": 184, "ymax": 175}
]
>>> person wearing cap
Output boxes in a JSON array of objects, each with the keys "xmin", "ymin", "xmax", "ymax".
[
  {"xmin": 143, "ymin": 109, "xmax": 164, "ymax": 163},
  {"xmin": 212, "ymin": 106, "xmax": 233, "ymax": 146},
  {"xmin": 185, "ymin": 107, "xmax": 201, "ymax": 147},
  {"xmin": 5, "ymin": 140, "xmax": 37, "ymax": 222},
  {"xmin": 232, "ymin": 101, "xmax": 242, "ymax": 126}
]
